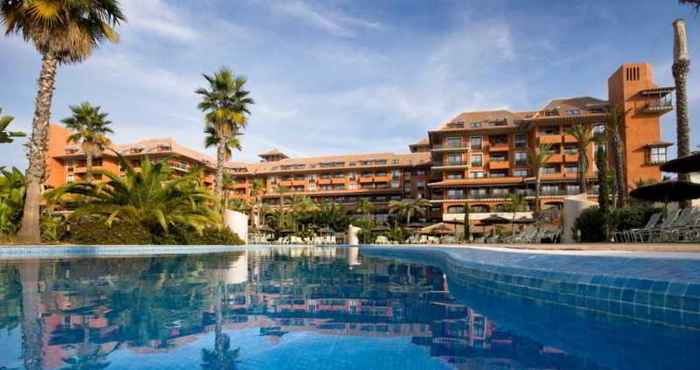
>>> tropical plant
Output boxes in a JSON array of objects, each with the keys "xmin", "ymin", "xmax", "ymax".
[
  {"xmin": 566, "ymin": 123, "xmax": 596, "ymax": 194},
  {"xmin": 673, "ymin": 19, "xmax": 692, "ymax": 208},
  {"xmin": 527, "ymin": 143, "xmax": 552, "ymax": 217},
  {"xmin": 314, "ymin": 201, "xmax": 350, "ymax": 232},
  {"xmin": 355, "ymin": 198, "xmax": 374, "ymax": 221},
  {"xmin": 388, "ymin": 198, "xmax": 431, "ymax": 226},
  {"xmin": 596, "ymin": 145, "xmax": 612, "ymax": 215},
  {"xmin": 2, "ymin": 0, "xmax": 126, "ymax": 243},
  {"xmin": 680, "ymin": 0, "xmax": 700, "ymax": 11},
  {"xmin": 605, "ymin": 108, "xmax": 627, "ymax": 207},
  {"xmin": 205, "ymin": 125, "xmax": 241, "ymax": 161},
  {"xmin": 462, "ymin": 201, "xmax": 471, "ymax": 242},
  {"xmin": 249, "ymin": 179, "xmax": 265, "ymax": 228},
  {"xmin": 505, "ymin": 193, "xmax": 527, "ymax": 236},
  {"xmin": 0, "ymin": 107, "xmax": 25, "ymax": 144},
  {"xmin": 46, "ymin": 155, "xmax": 221, "ymax": 235},
  {"xmin": 202, "ymin": 280, "xmax": 240, "ymax": 370},
  {"xmin": 196, "ymin": 68, "xmax": 254, "ymax": 206},
  {"xmin": 62, "ymin": 102, "xmax": 113, "ymax": 182},
  {"xmin": 0, "ymin": 167, "xmax": 25, "ymax": 236}
]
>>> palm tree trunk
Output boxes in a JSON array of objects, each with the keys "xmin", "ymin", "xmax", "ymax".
[
  {"xmin": 20, "ymin": 261, "xmax": 43, "ymax": 370},
  {"xmin": 18, "ymin": 53, "xmax": 59, "ymax": 243},
  {"xmin": 611, "ymin": 133, "xmax": 626, "ymax": 207},
  {"xmin": 674, "ymin": 19, "xmax": 691, "ymax": 208},
  {"xmin": 216, "ymin": 141, "xmax": 226, "ymax": 210},
  {"xmin": 86, "ymin": 151, "xmax": 93, "ymax": 183},
  {"xmin": 534, "ymin": 170, "xmax": 542, "ymax": 217},
  {"xmin": 578, "ymin": 152, "xmax": 588, "ymax": 194}
]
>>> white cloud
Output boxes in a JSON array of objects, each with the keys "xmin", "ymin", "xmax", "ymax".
[
  {"xmin": 120, "ymin": 0, "xmax": 199, "ymax": 42},
  {"xmin": 270, "ymin": 0, "xmax": 381, "ymax": 38}
]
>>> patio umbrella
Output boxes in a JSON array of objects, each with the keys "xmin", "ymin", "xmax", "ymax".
[
  {"xmin": 660, "ymin": 152, "xmax": 700, "ymax": 174},
  {"xmin": 630, "ymin": 180, "xmax": 700, "ymax": 203},
  {"xmin": 513, "ymin": 216, "xmax": 536, "ymax": 224},
  {"xmin": 478, "ymin": 214, "xmax": 511, "ymax": 226},
  {"xmin": 419, "ymin": 223, "xmax": 454, "ymax": 235}
]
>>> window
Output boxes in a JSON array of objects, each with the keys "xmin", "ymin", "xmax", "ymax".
[
  {"xmin": 491, "ymin": 170, "xmax": 508, "ymax": 177},
  {"xmin": 447, "ymin": 154, "xmax": 462, "ymax": 165},
  {"xmin": 492, "ymin": 188, "xmax": 510, "ymax": 196},
  {"xmin": 542, "ymin": 185, "xmax": 560, "ymax": 195},
  {"xmin": 445, "ymin": 136, "xmax": 462, "ymax": 148},
  {"xmin": 392, "ymin": 169, "xmax": 401, "ymax": 178},
  {"xmin": 566, "ymin": 185, "xmax": 581, "ymax": 194},
  {"xmin": 563, "ymin": 145, "xmax": 577, "ymax": 155},
  {"xmin": 415, "ymin": 170, "xmax": 426, "ymax": 176},
  {"xmin": 490, "ymin": 135, "xmax": 508, "ymax": 145},
  {"xmin": 542, "ymin": 165, "xmax": 560, "ymax": 174},
  {"xmin": 447, "ymin": 172, "xmax": 464, "ymax": 179},
  {"xmin": 469, "ymin": 188, "xmax": 488, "ymax": 198},
  {"xmin": 471, "ymin": 154, "xmax": 483, "ymax": 167},
  {"xmin": 391, "ymin": 180, "xmax": 400, "ymax": 189},
  {"xmin": 649, "ymin": 147, "xmax": 667, "ymax": 164},
  {"xmin": 567, "ymin": 109, "xmax": 581, "ymax": 116},
  {"xmin": 514, "ymin": 133, "xmax": 528, "ymax": 148},
  {"xmin": 539, "ymin": 126, "xmax": 560, "ymax": 135},
  {"xmin": 416, "ymin": 180, "xmax": 426, "ymax": 188},
  {"xmin": 447, "ymin": 189, "xmax": 465, "ymax": 199},
  {"xmin": 470, "ymin": 136, "xmax": 482, "ymax": 150},
  {"xmin": 470, "ymin": 171, "xmax": 485, "ymax": 178},
  {"xmin": 565, "ymin": 164, "xmax": 578, "ymax": 173},
  {"xmin": 447, "ymin": 205, "xmax": 465, "ymax": 214},
  {"xmin": 308, "ymin": 183, "xmax": 317, "ymax": 191},
  {"xmin": 513, "ymin": 169, "xmax": 528, "ymax": 177},
  {"xmin": 470, "ymin": 121, "xmax": 481, "ymax": 128},
  {"xmin": 514, "ymin": 152, "xmax": 528, "ymax": 165},
  {"xmin": 490, "ymin": 153, "xmax": 507, "ymax": 162}
]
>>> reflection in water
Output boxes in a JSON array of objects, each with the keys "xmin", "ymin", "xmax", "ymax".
[{"xmin": 0, "ymin": 247, "xmax": 696, "ymax": 370}]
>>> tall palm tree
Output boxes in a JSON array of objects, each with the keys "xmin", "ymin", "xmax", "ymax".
[
  {"xmin": 527, "ymin": 143, "xmax": 552, "ymax": 217},
  {"xmin": 680, "ymin": 1, "xmax": 700, "ymax": 11},
  {"xmin": 3, "ymin": 0, "xmax": 126, "ymax": 243},
  {"xmin": 605, "ymin": 108, "xmax": 627, "ymax": 207},
  {"xmin": 673, "ymin": 19, "xmax": 692, "ymax": 208},
  {"xmin": 388, "ymin": 198, "xmax": 431, "ymax": 226},
  {"xmin": 0, "ymin": 107, "xmax": 25, "ymax": 144},
  {"xmin": 0, "ymin": 167, "xmax": 26, "ymax": 235},
  {"xmin": 505, "ymin": 193, "xmax": 527, "ymax": 236},
  {"xmin": 205, "ymin": 125, "xmax": 242, "ymax": 161},
  {"xmin": 46, "ymin": 155, "xmax": 221, "ymax": 235},
  {"xmin": 566, "ymin": 123, "xmax": 595, "ymax": 194},
  {"xmin": 196, "ymin": 68, "xmax": 254, "ymax": 207},
  {"xmin": 355, "ymin": 198, "xmax": 374, "ymax": 222},
  {"xmin": 249, "ymin": 179, "xmax": 265, "ymax": 228},
  {"xmin": 62, "ymin": 102, "xmax": 113, "ymax": 182}
]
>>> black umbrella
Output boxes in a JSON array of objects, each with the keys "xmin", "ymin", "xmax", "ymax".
[
  {"xmin": 660, "ymin": 152, "xmax": 700, "ymax": 174},
  {"xmin": 513, "ymin": 216, "xmax": 536, "ymax": 224},
  {"xmin": 478, "ymin": 214, "xmax": 511, "ymax": 226},
  {"xmin": 630, "ymin": 180, "xmax": 700, "ymax": 203}
]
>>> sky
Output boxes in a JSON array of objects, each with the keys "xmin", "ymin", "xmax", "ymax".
[{"xmin": 1, "ymin": 0, "xmax": 699, "ymax": 169}]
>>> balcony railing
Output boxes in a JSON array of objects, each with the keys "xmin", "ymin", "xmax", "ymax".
[
  {"xmin": 642, "ymin": 97, "xmax": 673, "ymax": 114},
  {"xmin": 433, "ymin": 143, "xmax": 468, "ymax": 150},
  {"xmin": 434, "ymin": 160, "xmax": 469, "ymax": 167}
]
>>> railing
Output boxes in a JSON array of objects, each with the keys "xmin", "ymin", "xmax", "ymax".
[
  {"xmin": 643, "ymin": 97, "xmax": 673, "ymax": 113},
  {"xmin": 432, "ymin": 143, "xmax": 468, "ymax": 149},
  {"xmin": 434, "ymin": 160, "xmax": 469, "ymax": 167}
]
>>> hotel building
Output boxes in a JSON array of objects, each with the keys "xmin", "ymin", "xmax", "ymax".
[{"xmin": 45, "ymin": 63, "xmax": 673, "ymax": 225}]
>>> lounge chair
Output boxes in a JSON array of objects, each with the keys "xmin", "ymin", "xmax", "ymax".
[
  {"xmin": 636, "ymin": 209, "xmax": 682, "ymax": 243},
  {"xmin": 613, "ymin": 212, "xmax": 661, "ymax": 243}
]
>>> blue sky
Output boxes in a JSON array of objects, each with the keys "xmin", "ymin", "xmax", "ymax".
[{"xmin": 1, "ymin": 0, "xmax": 699, "ymax": 169}]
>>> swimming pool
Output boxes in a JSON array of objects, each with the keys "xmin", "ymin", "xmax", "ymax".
[{"xmin": 0, "ymin": 246, "xmax": 698, "ymax": 369}]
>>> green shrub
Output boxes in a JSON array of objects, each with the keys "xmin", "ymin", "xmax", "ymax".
[
  {"xmin": 154, "ymin": 223, "xmax": 244, "ymax": 245},
  {"xmin": 609, "ymin": 205, "xmax": 659, "ymax": 233},
  {"xmin": 572, "ymin": 207, "xmax": 607, "ymax": 242},
  {"xmin": 63, "ymin": 215, "xmax": 153, "ymax": 245}
]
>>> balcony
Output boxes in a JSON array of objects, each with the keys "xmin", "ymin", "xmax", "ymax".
[
  {"xmin": 563, "ymin": 153, "xmax": 579, "ymax": 163},
  {"xmin": 433, "ymin": 160, "xmax": 470, "ymax": 170},
  {"xmin": 432, "ymin": 143, "xmax": 469, "ymax": 152},
  {"xmin": 545, "ymin": 154, "xmax": 564, "ymax": 163},
  {"xmin": 331, "ymin": 178, "xmax": 345, "ymax": 185},
  {"xmin": 538, "ymin": 135, "xmax": 562, "ymax": 145},
  {"xmin": 563, "ymin": 135, "xmax": 578, "ymax": 144},
  {"xmin": 641, "ymin": 97, "xmax": 673, "ymax": 114},
  {"xmin": 488, "ymin": 160, "xmax": 510, "ymax": 170},
  {"xmin": 488, "ymin": 142, "xmax": 510, "ymax": 152},
  {"xmin": 374, "ymin": 175, "xmax": 391, "ymax": 183}
]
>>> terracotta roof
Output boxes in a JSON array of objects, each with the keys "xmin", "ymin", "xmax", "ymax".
[
  {"xmin": 533, "ymin": 97, "xmax": 608, "ymax": 118},
  {"xmin": 116, "ymin": 138, "xmax": 216, "ymax": 166},
  {"xmin": 410, "ymin": 138, "xmax": 430, "ymax": 146},
  {"xmin": 259, "ymin": 148, "xmax": 288, "ymax": 157},
  {"xmin": 243, "ymin": 151, "xmax": 431, "ymax": 174},
  {"xmin": 434, "ymin": 110, "xmax": 522, "ymax": 131}
]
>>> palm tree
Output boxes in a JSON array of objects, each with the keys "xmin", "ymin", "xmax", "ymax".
[
  {"xmin": 0, "ymin": 108, "xmax": 25, "ymax": 144},
  {"xmin": 505, "ymin": 193, "xmax": 527, "ymax": 236},
  {"xmin": 62, "ymin": 102, "xmax": 113, "ymax": 182},
  {"xmin": 680, "ymin": 1, "xmax": 700, "ymax": 11},
  {"xmin": 527, "ymin": 143, "xmax": 552, "ymax": 217},
  {"xmin": 355, "ymin": 198, "xmax": 374, "ymax": 222},
  {"xmin": 196, "ymin": 68, "xmax": 254, "ymax": 207},
  {"xmin": 249, "ymin": 179, "xmax": 265, "ymax": 228},
  {"xmin": 388, "ymin": 198, "xmax": 431, "ymax": 226},
  {"xmin": 673, "ymin": 19, "xmax": 692, "ymax": 208},
  {"xmin": 605, "ymin": 108, "xmax": 627, "ymax": 207},
  {"xmin": 46, "ymin": 155, "xmax": 220, "ymax": 235},
  {"xmin": 2, "ymin": 0, "xmax": 126, "ymax": 243},
  {"xmin": 205, "ymin": 125, "xmax": 242, "ymax": 161},
  {"xmin": 462, "ymin": 201, "xmax": 471, "ymax": 242},
  {"xmin": 566, "ymin": 123, "xmax": 595, "ymax": 194}
]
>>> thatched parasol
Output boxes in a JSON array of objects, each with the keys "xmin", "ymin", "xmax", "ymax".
[
  {"xmin": 478, "ymin": 214, "xmax": 511, "ymax": 226},
  {"xmin": 660, "ymin": 152, "xmax": 700, "ymax": 174},
  {"xmin": 513, "ymin": 216, "xmax": 536, "ymax": 225},
  {"xmin": 419, "ymin": 223, "xmax": 454, "ymax": 235}
]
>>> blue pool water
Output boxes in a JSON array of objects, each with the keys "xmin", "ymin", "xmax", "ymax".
[{"xmin": 0, "ymin": 246, "xmax": 698, "ymax": 370}]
